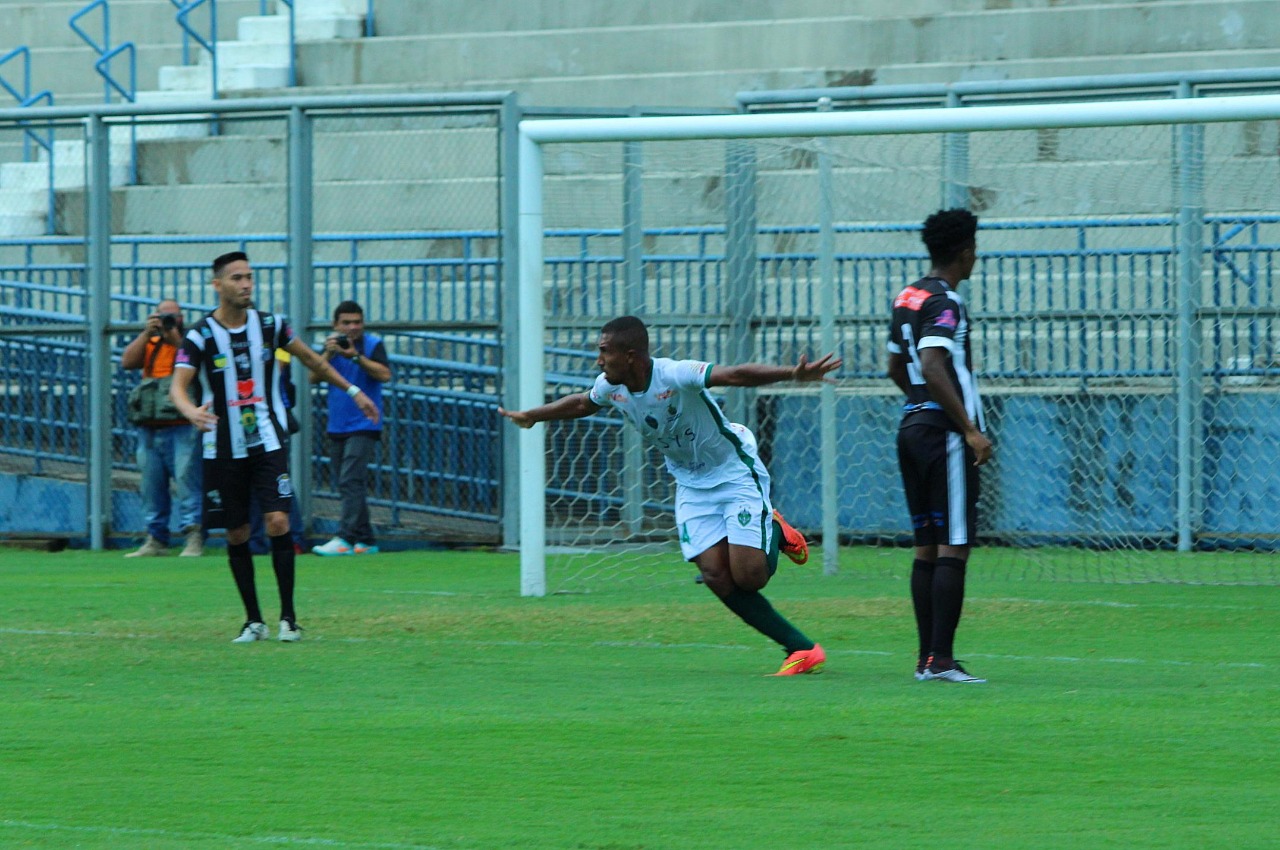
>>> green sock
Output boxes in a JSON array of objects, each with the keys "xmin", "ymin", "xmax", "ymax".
[{"xmin": 720, "ymin": 588, "xmax": 813, "ymax": 654}]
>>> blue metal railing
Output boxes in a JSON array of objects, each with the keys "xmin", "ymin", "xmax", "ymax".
[
  {"xmin": 4, "ymin": 217, "xmax": 1280, "ymax": 532},
  {"xmin": 261, "ymin": 0, "xmax": 297, "ymax": 87},
  {"xmin": 171, "ymin": 0, "xmax": 218, "ymax": 101},
  {"xmin": 0, "ymin": 46, "xmax": 56, "ymax": 235},
  {"xmin": 69, "ymin": 0, "xmax": 138, "ymax": 183},
  {"xmin": 69, "ymin": 0, "xmax": 137, "ymax": 104}
]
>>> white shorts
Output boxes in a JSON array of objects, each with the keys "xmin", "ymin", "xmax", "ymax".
[{"xmin": 674, "ymin": 468, "xmax": 774, "ymax": 561}]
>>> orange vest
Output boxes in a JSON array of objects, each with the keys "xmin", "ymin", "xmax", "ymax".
[{"xmin": 144, "ymin": 338, "xmax": 179, "ymax": 378}]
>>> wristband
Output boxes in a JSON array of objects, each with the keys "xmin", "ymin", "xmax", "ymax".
[
  {"xmin": 346, "ymin": 384, "xmax": 362, "ymax": 398},
  {"xmin": 351, "ymin": 354, "xmax": 362, "ymax": 363}
]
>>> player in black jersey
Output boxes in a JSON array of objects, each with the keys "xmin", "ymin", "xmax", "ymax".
[
  {"xmin": 887, "ymin": 209, "xmax": 993, "ymax": 683},
  {"xmin": 170, "ymin": 251, "xmax": 379, "ymax": 643}
]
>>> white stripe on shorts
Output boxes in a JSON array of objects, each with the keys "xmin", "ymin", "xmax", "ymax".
[{"xmin": 946, "ymin": 430, "xmax": 968, "ymax": 545}]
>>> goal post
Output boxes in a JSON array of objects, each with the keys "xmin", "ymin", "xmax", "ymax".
[{"xmin": 516, "ymin": 93, "xmax": 1280, "ymax": 596}]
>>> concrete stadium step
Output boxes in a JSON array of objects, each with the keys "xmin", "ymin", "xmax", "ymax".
[
  {"xmin": 2, "ymin": 44, "xmax": 187, "ymax": 102},
  {"xmin": 51, "ymin": 147, "xmax": 1280, "ymax": 237},
  {"xmin": 2, "ymin": 0, "xmax": 262, "ymax": 51},
  {"xmin": 296, "ymin": 2, "xmax": 1279, "ymax": 92},
  {"xmin": 134, "ymin": 128, "xmax": 497, "ymax": 185},
  {"xmin": 55, "ymin": 178, "xmax": 500, "ymax": 235},
  {"xmin": 869, "ymin": 48, "xmax": 1280, "ymax": 88},
  {"xmin": 372, "ymin": 0, "xmax": 1130, "ymax": 36}
]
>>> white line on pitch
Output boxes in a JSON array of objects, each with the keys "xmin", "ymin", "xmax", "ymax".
[
  {"xmin": 0, "ymin": 819, "xmax": 441, "ymax": 849},
  {"xmin": 1, "ymin": 628, "xmax": 1268, "ymax": 671}
]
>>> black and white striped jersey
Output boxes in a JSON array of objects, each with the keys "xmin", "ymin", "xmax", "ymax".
[
  {"xmin": 887, "ymin": 276, "xmax": 985, "ymax": 433},
  {"xmin": 175, "ymin": 310, "xmax": 296, "ymax": 459}
]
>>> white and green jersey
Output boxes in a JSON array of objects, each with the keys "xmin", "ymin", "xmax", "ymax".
[{"xmin": 588, "ymin": 357, "xmax": 766, "ymax": 490}]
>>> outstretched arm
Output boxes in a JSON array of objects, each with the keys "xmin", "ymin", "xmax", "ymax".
[
  {"xmin": 498, "ymin": 393, "xmax": 602, "ymax": 429},
  {"xmin": 284, "ymin": 337, "xmax": 380, "ymax": 424},
  {"xmin": 707, "ymin": 352, "xmax": 841, "ymax": 388}
]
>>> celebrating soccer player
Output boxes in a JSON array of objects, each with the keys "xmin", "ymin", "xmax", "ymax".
[
  {"xmin": 500, "ymin": 315, "xmax": 839, "ymax": 676},
  {"xmin": 169, "ymin": 251, "xmax": 379, "ymax": 644}
]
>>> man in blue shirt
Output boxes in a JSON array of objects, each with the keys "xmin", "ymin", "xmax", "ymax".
[{"xmin": 311, "ymin": 300, "xmax": 392, "ymax": 556}]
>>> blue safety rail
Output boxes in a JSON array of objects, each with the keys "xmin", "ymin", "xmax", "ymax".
[
  {"xmin": 170, "ymin": 0, "xmax": 218, "ymax": 101},
  {"xmin": 69, "ymin": 0, "xmax": 138, "ymax": 183},
  {"xmin": 260, "ymin": 0, "xmax": 297, "ymax": 87},
  {"xmin": 0, "ymin": 46, "xmax": 56, "ymax": 234},
  {"xmin": 69, "ymin": 0, "xmax": 137, "ymax": 104},
  {"xmin": 3, "ymin": 217, "xmax": 1279, "ymax": 530}
]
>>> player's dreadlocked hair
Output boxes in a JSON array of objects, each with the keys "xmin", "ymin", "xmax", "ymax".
[
  {"xmin": 600, "ymin": 315, "xmax": 650, "ymax": 354},
  {"xmin": 921, "ymin": 208, "xmax": 979, "ymax": 266}
]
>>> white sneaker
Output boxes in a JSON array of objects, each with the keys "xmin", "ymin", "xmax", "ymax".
[
  {"xmin": 311, "ymin": 536, "xmax": 353, "ymax": 556},
  {"xmin": 125, "ymin": 536, "xmax": 168, "ymax": 558},
  {"xmin": 231, "ymin": 622, "xmax": 268, "ymax": 643},
  {"xmin": 923, "ymin": 660, "xmax": 986, "ymax": 683},
  {"xmin": 179, "ymin": 528, "xmax": 203, "ymax": 557},
  {"xmin": 279, "ymin": 619, "xmax": 303, "ymax": 642}
]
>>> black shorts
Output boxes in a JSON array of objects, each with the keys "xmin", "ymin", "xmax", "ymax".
[
  {"xmin": 203, "ymin": 449, "xmax": 293, "ymax": 531},
  {"xmin": 896, "ymin": 421, "xmax": 980, "ymax": 547}
]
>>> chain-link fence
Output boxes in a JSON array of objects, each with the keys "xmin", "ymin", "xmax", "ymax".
[{"xmin": 0, "ymin": 93, "xmax": 517, "ymax": 546}]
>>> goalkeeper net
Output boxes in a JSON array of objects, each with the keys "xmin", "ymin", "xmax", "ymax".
[{"xmin": 517, "ymin": 96, "xmax": 1280, "ymax": 593}]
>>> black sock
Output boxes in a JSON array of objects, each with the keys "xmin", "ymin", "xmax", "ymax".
[
  {"xmin": 227, "ymin": 541, "xmax": 262, "ymax": 623},
  {"xmin": 718, "ymin": 588, "xmax": 814, "ymax": 654},
  {"xmin": 270, "ymin": 532, "xmax": 297, "ymax": 623},
  {"xmin": 910, "ymin": 558, "xmax": 935, "ymax": 664},
  {"xmin": 930, "ymin": 556, "xmax": 967, "ymax": 664}
]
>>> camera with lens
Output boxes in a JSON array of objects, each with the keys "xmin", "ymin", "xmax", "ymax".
[
  {"xmin": 158, "ymin": 312, "xmax": 180, "ymax": 331},
  {"xmin": 336, "ymin": 333, "xmax": 353, "ymax": 350}
]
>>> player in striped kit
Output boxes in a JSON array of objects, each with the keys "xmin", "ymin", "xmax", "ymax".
[
  {"xmin": 169, "ymin": 251, "xmax": 379, "ymax": 643},
  {"xmin": 888, "ymin": 209, "xmax": 993, "ymax": 683}
]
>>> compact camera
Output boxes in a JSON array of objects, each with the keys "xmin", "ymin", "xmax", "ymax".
[
  {"xmin": 336, "ymin": 333, "xmax": 353, "ymax": 350},
  {"xmin": 158, "ymin": 312, "xmax": 181, "ymax": 331}
]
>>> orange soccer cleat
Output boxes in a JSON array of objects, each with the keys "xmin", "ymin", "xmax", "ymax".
[
  {"xmin": 772, "ymin": 643, "xmax": 826, "ymax": 676},
  {"xmin": 773, "ymin": 509, "xmax": 809, "ymax": 565}
]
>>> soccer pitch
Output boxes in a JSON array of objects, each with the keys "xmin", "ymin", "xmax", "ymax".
[{"xmin": 1, "ymin": 547, "xmax": 1275, "ymax": 849}]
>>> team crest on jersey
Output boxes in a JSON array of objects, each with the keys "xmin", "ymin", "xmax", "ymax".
[
  {"xmin": 212, "ymin": 353, "xmax": 228, "ymax": 370},
  {"xmin": 277, "ymin": 474, "xmax": 293, "ymax": 498},
  {"xmin": 240, "ymin": 407, "xmax": 258, "ymax": 434},
  {"xmin": 894, "ymin": 286, "xmax": 931, "ymax": 311},
  {"xmin": 737, "ymin": 509, "xmax": 752, "ymax": 527}
]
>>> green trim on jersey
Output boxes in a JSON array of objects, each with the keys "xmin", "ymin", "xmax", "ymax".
[
  {"xmin": 701, "ymin": 362, "xmax": 716, "ymax": 388},
  {"xmin": 698, "ymin": 392, "xmax": 769, "ymax": 550}
]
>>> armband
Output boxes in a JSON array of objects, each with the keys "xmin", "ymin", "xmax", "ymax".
[{"xmin": 346, "ymin": 384, "xmax": 362, "ymax": 398}]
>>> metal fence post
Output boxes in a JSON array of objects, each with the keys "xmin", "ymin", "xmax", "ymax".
[
  {"xmin": 86, "ymin": 113, "xmax": 112, "ymax": 550},
  {"xmin": 499, "ymin": 94, "xmax": 523, "ymax": 550},
  {"xmin": 621, "ymin": 137, "xmax": 645, "ymax": 534},
  {"xmin": 942, "ymin": 90, "xmax": 970, "ymax": 209},
  {"xmin": 287, "ymin": 105, "xmax": 315, "ymax": 532},
  {"xmin": 724, "ymin": 140, "xmax": 758, "ymax": 427},
  {"xmin": 816, "ymin": 97, "xmax": 839, "ymax": 574},
  {"xmin": 1174, "ymin": 81, "xmax": 1205, "ymax": 551}
]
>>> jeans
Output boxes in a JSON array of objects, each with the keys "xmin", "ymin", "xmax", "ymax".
[
  {"xmin": 135, "ymin": 424, "xmax": 202, "ymax": 545},
  {"xmin": 331, "ymin": 432, "xmax": 378, "ymax": 545}
]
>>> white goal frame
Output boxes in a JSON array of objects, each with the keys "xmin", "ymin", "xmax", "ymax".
[{"xmin": 516, "ymin": 92, "xmax": 1280, "ymax": 596}]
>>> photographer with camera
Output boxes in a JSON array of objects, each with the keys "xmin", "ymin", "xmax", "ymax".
[
  {"xmin": 311, "ymin": 300, "xmax": 392, "ymax": 556},
  {"xmin": 121, "ymin": 299, "xmax": 203, "ymax": 557}
]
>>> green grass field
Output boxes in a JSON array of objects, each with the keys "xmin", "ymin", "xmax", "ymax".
[{"xmin": 1, "ymin": 546, "xmax": 1276, "ymax": 849}]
